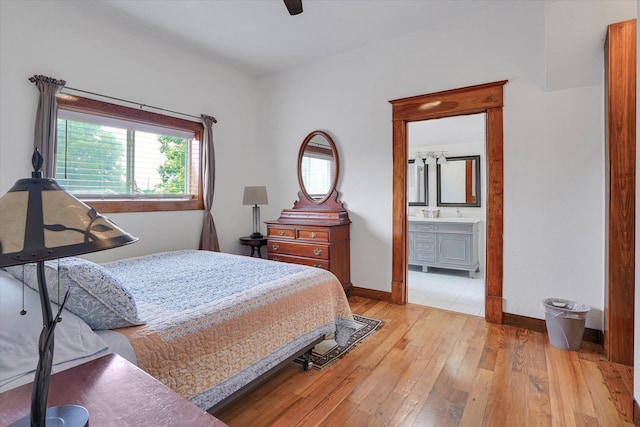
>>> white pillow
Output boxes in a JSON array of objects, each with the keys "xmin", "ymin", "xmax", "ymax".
[
  {"xmin": 5, "ymin": 258, "xmax": 143, "ymax": 330},
  {"xmin": 0, "ymin": 270, "xmax": 108, "ymax": 390}
]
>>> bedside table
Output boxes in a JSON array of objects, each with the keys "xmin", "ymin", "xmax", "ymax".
[
  {"xmin": 0, "ymin": 353, "xmax": 226, "ymax": 427},
  {"xmin": 239, "ymin": 236, "xmax": 267, "ymax": 258}
]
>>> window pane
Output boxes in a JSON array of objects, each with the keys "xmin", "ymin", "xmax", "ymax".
[
  {"xmin": 135, "ymin": 132, "xmax": 189, "ymax": 195},
  {"xmin": 56, "ymin": 120, "xmax": 127, "ymax": 194},
  {"xmin": 301, "ymin": 157, "xmax": 332, "ymax": 197},
  {"xmin": 56, "ymin": 120, "xmax": 193, "ymax": 198}
]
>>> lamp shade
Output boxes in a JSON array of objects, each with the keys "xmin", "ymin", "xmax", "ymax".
[
  {"xmin": 0, "ymin": 176, "xmax": 137, "ymax": 268},
  {"xmin": 242, "ymin": 186, "xmax": 268, "ymax": 206}
]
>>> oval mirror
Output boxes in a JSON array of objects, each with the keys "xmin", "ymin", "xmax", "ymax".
[{"xmin": 297, "ymin": 130, "xmax": 339, "ymax": 204}]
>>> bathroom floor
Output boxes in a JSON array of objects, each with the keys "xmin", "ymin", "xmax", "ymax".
[{"xmin": 407, "ymin": 265, "xmax": 485, "ymax": 317}]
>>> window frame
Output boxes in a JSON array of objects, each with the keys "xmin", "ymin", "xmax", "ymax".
[{"xmin": 56, "ymin": 95, "xmax": 204, "ymax": 213}]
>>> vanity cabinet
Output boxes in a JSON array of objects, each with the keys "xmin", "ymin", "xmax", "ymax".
[
  {"xmin": 409, "ymin": 219, "xmax": 480, "ymax": 278},
  {"xmin": 265, "ymin": 213, "xmax": 351, "ymax": 295}
]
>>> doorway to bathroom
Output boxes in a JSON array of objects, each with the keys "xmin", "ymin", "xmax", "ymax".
[{"xmin": 406, "ymin": 113, "xmax": 487, "ymax": 316}]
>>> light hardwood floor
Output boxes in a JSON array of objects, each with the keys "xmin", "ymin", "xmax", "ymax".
[{"xmin": 214, "ymin": 296, "xmax": 635, "ymax": 426}]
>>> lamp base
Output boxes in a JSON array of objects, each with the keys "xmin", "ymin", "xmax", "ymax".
[
  {"xmin": 9, "ymin": 405, "xmax": 88, "ymax": 427},
  {"xmin": 250, "ymin": 232, "xmax": 264, "ymax": 239}
]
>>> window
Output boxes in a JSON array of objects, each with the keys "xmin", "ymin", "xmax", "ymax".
[
  {"xmin": 300, "ymin": 145, "xmax": 334, "ymax": 199},
  {"xmin": 300, "ymin": 155, "xmax": 332, "ymax": 198},
  {"xmin": 55, "ymin": 96, "xmax": 204, "ymax": 213}
]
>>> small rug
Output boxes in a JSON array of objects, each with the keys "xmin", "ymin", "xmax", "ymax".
[{"xmin": 295, "ymin": 314, "xmax": 384, "ymax": 370}]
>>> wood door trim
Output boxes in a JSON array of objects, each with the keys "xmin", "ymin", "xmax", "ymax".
[
  {"xmin": 604, "ymin": 19, "xmax": 636, "ymax": 365},
  {"xmin": 390, "ymin": 80, "xmax": 506, "ymax": 323}
]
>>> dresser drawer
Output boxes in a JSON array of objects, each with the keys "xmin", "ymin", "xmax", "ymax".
[
  {"xmin": 415, "ymin": 241, "xmax": 435, "ymax": 252},
  {"xmin": 268, "ymin": 241, "xmax": 329, "ymax": 259},
  {"xmin": 409, "ymin": 222, "xmax": 436, "ymax": 232},
  {"xmin": 297, "ymin": 229, "xmax": 329, "ymax": 242},
  {"xmin": 414, "ymin": 232, "xmax": 435, "ymax": 243},
  {"xmin": 267, "ymin": 227, "xmax": 295, "ymax": 239},
  {"xmin": 268, "ymin": 253, "xmax": 329, "ymax": 269},
  {"xmin": 414, "ymin": 250, "xmax": 435, "ymax": 262},
  {"xmin": 435, "ymin": 223, "xmax": 473, "ymax": 233}
]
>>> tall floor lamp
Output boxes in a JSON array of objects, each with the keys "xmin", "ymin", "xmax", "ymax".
[
  {"xmin": 242, "ymin": 186, "xmax": 268, "ymax": 238},
  {"xmin": 0, "ymin": 150, "xmax": 137, "ymax": 427}
]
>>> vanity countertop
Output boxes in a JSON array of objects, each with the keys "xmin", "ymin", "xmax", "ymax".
[{"xmin": 408, "ymin": 216, "xmax": 481, "ymax": 224}]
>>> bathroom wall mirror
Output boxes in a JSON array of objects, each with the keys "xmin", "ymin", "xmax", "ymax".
[
  {"xmin": 408, "ymin": 159, "xmax": 428, "ymax": 206},
  {"xmin": 297, "ymin": 130, "xmax": 339, "ymax": 204},
  {"xmin": 437, "ymin": 155, "xmax": 481, "ymax": 207}
]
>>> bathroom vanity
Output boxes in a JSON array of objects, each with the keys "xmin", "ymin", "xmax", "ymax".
[{"xmin": 408, "ymin": 217, "xmax": 480, "ymax": 278}]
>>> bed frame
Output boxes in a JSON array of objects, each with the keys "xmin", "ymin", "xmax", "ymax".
[{"xmin": 207, "ymin": 335, "xmax": 324, "ymax": 413}]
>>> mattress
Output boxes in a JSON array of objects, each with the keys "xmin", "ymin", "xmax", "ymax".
[{"xmin": 105, "ymin": 250, "xmax": 355, "ymax": 409}]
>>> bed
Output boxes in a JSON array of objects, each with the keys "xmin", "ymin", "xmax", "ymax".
[{"xmin": 0, "ymin": 250, "xmax": 356, "ymax": 410}]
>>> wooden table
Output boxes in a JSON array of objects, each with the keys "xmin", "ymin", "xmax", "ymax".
[
  {"xmin": 0, "ymin": 353, "xmax": 226, "ymax": 427},
  {"xmin": 239, "ymin": 235, "xmax": 267, "ymax": 258}
]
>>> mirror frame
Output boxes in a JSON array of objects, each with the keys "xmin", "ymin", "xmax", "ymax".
[
  {"xmin": 407, "ymin": 159, "xmax": 428, "ymax": 206},
  {"xmin": 297, "ymin": 130, "xmax": 339, "ymax": 205},
  {"xmin": 436, "ymin": 155, "xmax": 481, "ymax": 207}
]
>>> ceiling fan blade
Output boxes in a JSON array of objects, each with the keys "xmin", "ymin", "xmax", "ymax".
[{"xmin": 283, "ymin": 0, "xmax": 303, "ymax": 15}]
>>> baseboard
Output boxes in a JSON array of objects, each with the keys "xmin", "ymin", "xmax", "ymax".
[
  {"xmin": 350, "ymin": 286, "xmax": 393, "ymax": 302},
  {"xmin": 351, "ymin": 290, "xmax": 602, "ymax": 345},
  {"xmin": 634, "ymin": 398, "xmax": 640, "ymax": 426},
  {"xmin": 503, "ymin": 312, "xmax": 602, "ymax": 345}
]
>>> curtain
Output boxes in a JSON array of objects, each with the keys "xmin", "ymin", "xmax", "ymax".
[
  {"xmin": 29, "ymin": 75, "xmax": 66, "ymax": 177},
  {"xmin": 199, "ymin": 114, "xmax": 220, "ymax": 251}
]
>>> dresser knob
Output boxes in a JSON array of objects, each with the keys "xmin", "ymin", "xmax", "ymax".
[
  {"xmin": 313, "ymin": 264, "xmax": 323, "ymax": 268},
  {"xmin": 309, "ymin": 232, "xmax": 316, "ymax": 238},
  {"xmin": 313, "ymin": 248, "xmax": 322, "ymax": 256},
  {"xmin": 278, "ymin": 230, "xmax": 285, "ymax": 236},
  {"xmin": 272, "ymin": 244, "xmax": 280, "ymax": 251},
  {"xmin": 273, "ymin": 257, "xmax": 280, "ymax": 262}
]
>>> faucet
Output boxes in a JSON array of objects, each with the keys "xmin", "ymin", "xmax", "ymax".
[{"xmin": 456, "ymin": 209, "xmax": 462, "ymax": 218}]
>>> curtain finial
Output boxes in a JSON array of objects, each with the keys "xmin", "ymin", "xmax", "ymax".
[
  {"xmin": 200, "ymin": 114, "xmax": 217, "ymax": 124},
  {"xmin": 28, "ymin": 75, "xmax": 66, "ymax": 87}
]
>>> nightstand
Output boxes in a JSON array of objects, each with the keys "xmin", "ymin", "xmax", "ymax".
[
  {"xmin": 239, "ymin": 236, "xmax": 267, "ymax": 258},
  {"xmin": 0, "ymin": 353, "xmax": 226, "ymax": 427}
]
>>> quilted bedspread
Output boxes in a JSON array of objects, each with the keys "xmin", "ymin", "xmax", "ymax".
[{"xmin": 105, "ymin": 250, "xmax": 355, "ymax": 409}]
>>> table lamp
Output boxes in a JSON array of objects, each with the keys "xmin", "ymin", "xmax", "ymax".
[
  {"xmin": 0, "ymin": 149, "xmax": 138, "ymax": 427},
  {"xmin": 242, "ymin": 186, "xmax": 268, "ymax": 238}
]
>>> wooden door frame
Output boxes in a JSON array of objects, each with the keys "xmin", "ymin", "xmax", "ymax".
[
  {"xmin": 604, "ymin": 19, "xmax": 636, "ymax": 365},
  {"xmin": 389, "ymin": 80, "xmax": 507, "ymax": 323}
]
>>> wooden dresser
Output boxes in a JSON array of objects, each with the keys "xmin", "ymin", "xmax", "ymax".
[{"xmin": 265, "ymin": 194, "xmax": 351, "ymax": 295}]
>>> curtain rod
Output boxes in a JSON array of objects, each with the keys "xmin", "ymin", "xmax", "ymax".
[
  {"xmin": 29, "ymin": 76, "xmax": 217, "ymax": 123},
  {"xmin": 62, "ymin": 86, "xmax": 217, "ymax": 123}
]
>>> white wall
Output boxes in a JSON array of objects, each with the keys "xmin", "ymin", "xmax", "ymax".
[
  {"xmin": 256, "ymin": 0, "xmax": 635, "ymax": 330},
  {"xmin": 0, "ymin": 1, "xmax": 259, "ymax": 261}
]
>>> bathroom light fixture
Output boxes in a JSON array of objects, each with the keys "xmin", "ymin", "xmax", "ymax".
[
  {"xmin": 415, "ymin": 151, "xmax": 448, "ymax": 166},
  {"xmin": 437, "ymin": 154, "xmax": 448, "ymax": 165}
]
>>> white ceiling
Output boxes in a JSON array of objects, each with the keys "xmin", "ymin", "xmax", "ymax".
[
  {"xmin": 91, "ymin": 0, "xmax": 635, "ymax": 144},
  {"xmin": 99, "ymin": 0, "xmax": 507, "ymax": 76}
]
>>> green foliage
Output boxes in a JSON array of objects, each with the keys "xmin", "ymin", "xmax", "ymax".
[
  {"xmin": 156, "ymin": 135, "xmax": 188, "ymax": 194},
  {"xmin": 56, "ymin": 121, "xmax": 126, "ymax": 193}
]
